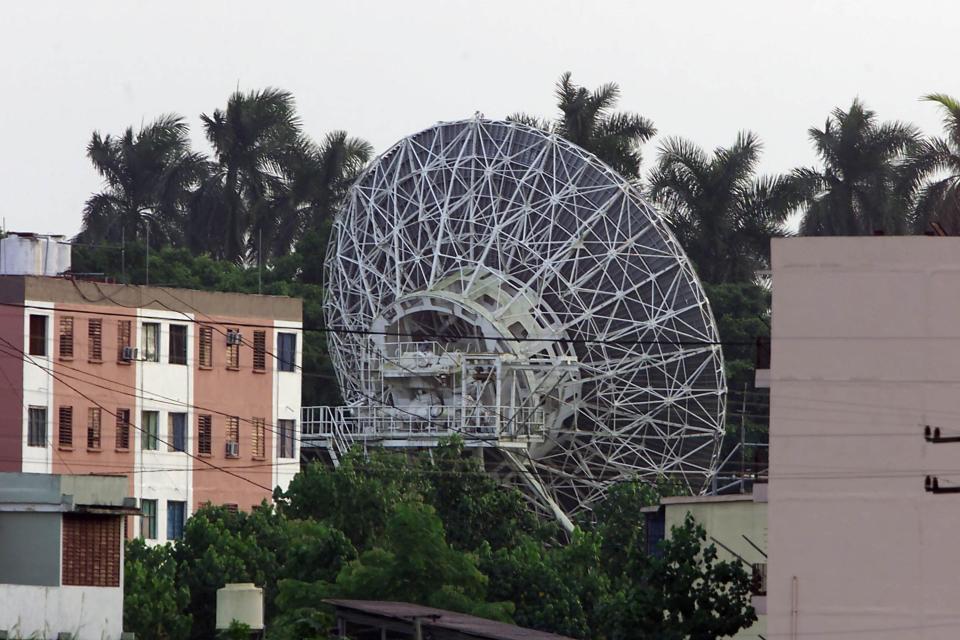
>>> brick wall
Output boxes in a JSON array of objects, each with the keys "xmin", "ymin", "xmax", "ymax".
[{"xmin": 62, "ymin": 513, "xmax": 121, "ymax": 587}]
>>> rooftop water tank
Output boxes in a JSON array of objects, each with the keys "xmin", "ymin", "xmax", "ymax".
[
  {"xmin": 216, "ymin": 583, "xmax": 264, "ymax": 630},
  {"xmin": 0, "ymin": 233, "xmax": 71, "ymax": 276}
]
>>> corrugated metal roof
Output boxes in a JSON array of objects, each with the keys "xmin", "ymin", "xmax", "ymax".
[{"xmin": 324, "ymin": 599, "xmax": 577, "ymax": 640}]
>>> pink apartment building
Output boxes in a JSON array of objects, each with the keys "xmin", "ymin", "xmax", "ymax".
[
  {"xmin": 766, "ymin": 237, "xmax": 960, "ymax": 640},
  {"xmin": 0, "ymin": 236, "xmax": 302, "ymax": 542}
]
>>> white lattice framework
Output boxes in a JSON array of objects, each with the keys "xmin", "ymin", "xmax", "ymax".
[{"xmin": 323, "ymin": 118, "xmax": 726, "ymax": 517}]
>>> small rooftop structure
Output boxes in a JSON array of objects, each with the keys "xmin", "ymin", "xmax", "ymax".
[
  {"xmin": 0, "ymin": 232, "xmax": 71, "ymax": 277},
  {"xmin": 324, "ymin": 599, "xmax": 576, "ymax": 640},
  {"xmin": 0, "ymin": 472, "xmax": 138, "ymax": 513},
  {"xmin": 0, "ymin": 473, "xmax": 138, "ymax": 640}
]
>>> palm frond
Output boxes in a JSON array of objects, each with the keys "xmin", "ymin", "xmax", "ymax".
[{"xmin": 924, "ymin": 93, "xmax": 960, "ymax": 145}]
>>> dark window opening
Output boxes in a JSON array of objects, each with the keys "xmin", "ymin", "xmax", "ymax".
[
  {"xmin": 29, "ymin": 314, "xmax": 47, "ymax": 356},
  {"xmin": 169, "ymin": 412, "xmax": 187, "ymax": 452},
  {"xmin": 28, "ymin": 406, "xmax": 46, "ymax": 447},
  {"xmin": 169, "ymin": 324, "xmax": 187, "ymax": 365},
  {"xmin": 167, "ymin": 501, "xmax": 186, "ymax": 540},
  {"xmin": 278, "ymin": 419, "xmax": 296, "ymax": 458},
  {"xmin": 278, "ymin": 333, "xmax": 296, "ymax": 372}
]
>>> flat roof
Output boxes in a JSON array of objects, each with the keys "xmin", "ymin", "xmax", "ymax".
[
  {"xmin": 660, "ymin": 493, "xmax": 755, "ymax": 505},
  {"xmin": 0, "ymin": 472, "xmax": 138, "ymax": 513},
  {"xmin": 0, "ymin": 275, "xmax": 301, "ymax": 323},
  {"xmin": 325, "ymin": 600, "xmax": 576, "ymax": 640}
]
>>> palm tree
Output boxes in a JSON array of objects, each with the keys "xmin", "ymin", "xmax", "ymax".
[
  {"xmin": 798, "ymin": 99, "xmax": 919, "ymax": 236},
  {"xmin": 193, "ymin": 88, "xmax": 302, "ymax": 262},
  {"xmin": 79, "ymin": 115, "xmax": 206, "ymax": 247},
  {"xmin": 903, "ymin": 94, "xmax": 960, "ymax": 234},
  {"xmin": 649, "ymin": 132, "xmax": 805, "ymax": 284},
  {"xmin": 267, "ymin": 131, "xmax": 373, "ymax": 257},
  {"xmin": 510, "ymin": 72, "xmax": 656, "ymax": 180}
]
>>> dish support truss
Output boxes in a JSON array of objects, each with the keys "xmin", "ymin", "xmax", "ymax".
[{"xmin": 305, "ymin": 118, "xmax": 727, "ymax": 530}]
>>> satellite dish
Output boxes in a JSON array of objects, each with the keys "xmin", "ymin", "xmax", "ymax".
[{"xmin": 321, "ymin": 119, "xmax": 726, "ymax": 529}]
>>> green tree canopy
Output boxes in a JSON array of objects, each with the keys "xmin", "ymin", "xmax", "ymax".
[
  {"xmin": 798, "ymin": 99, "xmax": 920, "ymax": 236},
  {"xmin": 602, "ymin": 513, "xmax": 757, "ymax": 640},
  {"xmin": 904, "ymin": 93, "xmax": 960, "ymax": 234},
  {"xmin": 649, "ymin": 132, "xmax": 805, "ymax": 283},
  {"xmin": 79, "ymin": 114, "xmax": 207, "ymax": 248},
  {"xmin": 123, "ymin": 539, "xmax": 192, "ymax": 640},
  {"xmin": 327, "ymin": 502, "xmax": 514, "ymax": 621},
  {"xmin": 510, "ymin": 72, "xmax": 656, "ymax": 180},
  {"xmin": 77, "ymin": 88, "xmax": 371, "ymax": 264}
]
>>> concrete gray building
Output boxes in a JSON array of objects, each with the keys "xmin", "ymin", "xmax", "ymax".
[{"xmin": 0, "ymin": 473, "xmax": 137, "ymax": 639}]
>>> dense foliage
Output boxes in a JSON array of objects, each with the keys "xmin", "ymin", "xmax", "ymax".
[
  {"xmin": 78, "ymin": 89, "xmax": 370, "ymax": 263},
  {"xmin": 124, "ymin": 442, "xmax": 755, "ymax": 640}
]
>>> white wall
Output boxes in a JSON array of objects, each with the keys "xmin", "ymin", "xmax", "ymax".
[
  {"xmin": 769, "ymin": 237, "xmax": 960, "ymax": 640},
  {"xmin": 273, "ymin": 320, "xmax": 302, "ymax": 491},
  {"xmin": 134, "ymin": 309, "xmax": 194, "ymax": 542},
  {"xmin": 21, "ymin": 301, "xmax": 54, "ymax": 474},
  {"xmin": 0, "ymin": 584, "xmax": 123, "ymax": 640}
]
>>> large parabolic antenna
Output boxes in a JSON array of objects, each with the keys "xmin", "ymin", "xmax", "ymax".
[{"xmin": 313, "ymin": 118, "xmax": 726, "ymax": 529}]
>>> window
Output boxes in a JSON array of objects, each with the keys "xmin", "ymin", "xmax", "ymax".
[
  {"xmin": 28, "ymin": 406, "xmax": 46, "ymax": 447},
  {"xmin": 142, "ymin": 323, "xmax": 160, "ymax": 362},
  {"xmin": 644, "ymin": 509, "xmax": 666, "ymax": 559},
  {"xmin": 169, "ymin": 413, "xmax": 187, "ymax": 452},
  {"xmin": 226, "ymin": 329, "xmax": 240, "ymax": 370},
  {"xmin": 278, "ymin": 333, "xmax": 296, "ymax": 372},
  {"xmin": 142, "ymin": 411, "xmax": 159, "ymax": 450},
  {"xmin": 88, "ymin": 318, "xmax": 103, "ymax": 361},
  {"xmin": 117, "ymin": 319, "xmax": 132, "ymax": 361},
  {"xmin": 226, "ymin": 416, "xmax": 240, "ymax": 457},
  {"xmin": 29, "ymin": 314, "xmax": 47, "ymax": 356},
  {"xmin": 198, "ymin": 326, "xmax": 213, "ymax": 368},
  {"xmin": 253, "ymin": 330, "xmax": 266, "ymax": 372},
  {"xmin": 278, "ymin": 419, "xmax": 295, "ymax": 458},
  {"xmin": 87, "ymin": 407, "xmax": 102, "ymax": 450},
  {"xmin": 198, "ymin": 414, "xmax": 212, "ymax": 455},
  {"xmin": 169, "ymin": 324, "xmax": 187, "ymax": 365},
  {"xmin": 224, "ymin": 503, "xmax": 239, "ymax": 514},
  {"xmin": 141, "ymin": 499, "xmax": 157, "ymax": 539},
  {"xmin": 252, "ymin": 417, "xmax": 265, "ymax": 458},
  {"xmin": 116, "ymin": 408, "xmax": 131, "ymax": 450},
  {"xmin": 59, "ymin": 316, "xmax": 74, "ymax": 359},
  {"xmin": 752, "ymin": 563, "xmax": 767, "ymax": 596},
  {"xmin": 59, "ymin": 406, "xmax": 73, "ymax": 448},
  {"xmin": 62, "ymin": 514, "xmax": 121, "ymax": 587},
  {"xmin": 167, "ymin": 501, "xmax": 186, "ymax": 540}
]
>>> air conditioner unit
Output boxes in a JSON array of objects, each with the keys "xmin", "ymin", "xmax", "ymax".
[
  {"xmin": 226, "ymin": 330, "xmax": 242, "ymax": 346},
  {"xmin": 121, "ymin": 346, "xmax": 139, "ymax": 361},
  {"xmin": 225, "ymin": 441, "xmax": 239, "ymax": 457}
]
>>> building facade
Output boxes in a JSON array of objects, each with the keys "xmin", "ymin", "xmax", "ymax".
[
  {"xmin": 0, "ymin": 473, "xmax": 138, "ymax": 640},
  {"xmin": 766, "ymin": 237, "xmax": 960, "ymax": 640},
  {"xmin": 0, "ymin": 274, "xmax": 302, "ymax": 543},
  {"xmin": 645, "ymin": 491, "xmax": 768, "ymax": 639}
]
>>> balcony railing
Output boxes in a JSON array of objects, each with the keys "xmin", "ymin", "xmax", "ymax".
[{"xmin": 301, "ymin": 404, "xmax": 544, "ymax": 446}]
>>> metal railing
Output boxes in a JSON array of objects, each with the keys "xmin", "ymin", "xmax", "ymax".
[
  {"xmin": 301, "ymin": 404, "xmax": 545, "ymax": 445},
  {"xmin": 383, "ymin": 340, "xmax": 447, "ymax": 359}
]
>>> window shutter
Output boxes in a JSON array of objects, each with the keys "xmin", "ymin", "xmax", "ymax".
[
  {"xmin": 88, "ymin": 318, "xmax": 102, "ymax": 361},
  {"xmin": 253, "ymin": 331, "xmax": 266, "ymax": 372},
  {"xmin": 59, "ymin": 406, "xmax": 73, "ymax": 447},
  {"xmin": 198, "ymin": 415, "xmax": 212, "ymax": 455},
  {"xmin": 199, "ymin": 326, "xmax": 213, "ymax": 367},
  {"xmin": 59, "ymin": 317, "xmax": 74, "ymax": 358},
  {"xmin": 87, "ymin": 407, "xmax": 101, "ymax": 449}
]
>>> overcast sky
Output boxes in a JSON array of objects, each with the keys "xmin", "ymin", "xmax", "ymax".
[{"xmin": 0, "ymin": 0, "xmax": 955, "ymax": 237}]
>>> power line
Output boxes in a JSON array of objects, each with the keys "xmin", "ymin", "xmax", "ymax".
[{"xmin": 0, "ymin": 334, "xmax": 275, "ymax": 493}]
